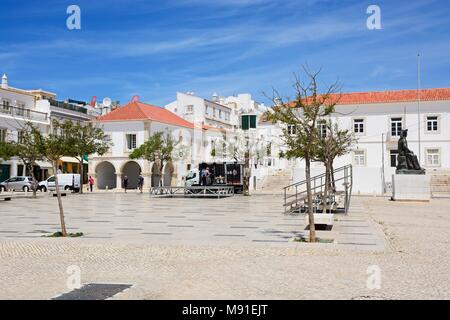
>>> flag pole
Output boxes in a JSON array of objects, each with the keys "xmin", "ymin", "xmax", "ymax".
[{"xmin": 417, "ymin": 54, "xmax": 421, "ymax": 164}]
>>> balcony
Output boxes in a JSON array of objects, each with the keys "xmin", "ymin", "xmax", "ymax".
[
  {"xmin": 49, "ymin": 99, "xmax": 88, "ymax": 114},
  {"xmin": 0, "ymin": 106, "xmax": 48, "ymax": 122}
]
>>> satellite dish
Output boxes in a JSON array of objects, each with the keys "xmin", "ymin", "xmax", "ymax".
[{"xmin": 102, "ymin": 97, "xmax": 112, "ymax": 107}]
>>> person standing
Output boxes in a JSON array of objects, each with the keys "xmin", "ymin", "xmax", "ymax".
[
  {"xmin": 201, "ymin": 167, "xmax": 207, "ymax": 186},
  {"xmin": 123, "ymin": 175, "xmax": 128, "ymax": 193},
  {"xmin": 138, "ymin": 173, "xmax": 144, "ymax": 194},
  {"xmin": 205, "ymin": 167, "xmax": 211, "ymax": 186},
  {"xmin": 88, "ymin": 176, "xmax": 94, "ymax": 193}
]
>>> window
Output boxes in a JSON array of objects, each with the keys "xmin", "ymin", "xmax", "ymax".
[
  {"xmin": 318, "ymin": 122, "xmax": 327, "ymax": 138},
  {"xmin": 353, "ymin": 119, "xmax": 365, "ymax": 134},
  {"xmin": 391, "ymin": 117, "xmax": 402, "ymax": 137},
  {"xmin": 205, "ymin": 106, "xmax": 209, "ymax": 115},
  {"xmin": 287, "ymin": 125, "xmax": 296, "ymax": 135},
  {"xmin": 185, "ymin": 105, "xmax": 194, "ymax": 114},
  {"xmin": 267, "ymin": 143, "xmax": 272, "ymax": 156},
  {"xmin": 17, "ymin": 131, "xmax": 25, "ymax": 144},
  {"xmin": 16, "ymin": 103, "xmax": 25, "ymax": 116},
  {"xmin": 426, "ymin": 116, "xmax": 439, "ymax": 132},
  {"xmin": 353, "ymin": 150, "xmax": 366, "ymax": 166},
  {"xmin": 0, "ymin": 128, "xmax": 6, "ymax": 142},
  {"xmin": 174, "ymin": 108, "xmax": 178, "ymax": 113},
  {"xmin": 225, "ymin": 112, "xmax": 230, "ymax": 121},
  {"xmin": 2, "ymin": 99, "xmax": 10, "ymax": 111},
  {"xmin": 126, "ymin": 134, "xmax": 137, "ymax": 150},
  {"xmin": 241, "ymin": 115, "xmax": 257, "ymax": 130},
  {"xmin": 426, "ymin": 148, "xmax": 440, "ymax": 167},
  {"xmin": 213, "ymin": 108, "xmax": 216, "ymax": 117},
  {"xmin": 390, "ymin": 150, "xmax": 398, "ymax": 168}
]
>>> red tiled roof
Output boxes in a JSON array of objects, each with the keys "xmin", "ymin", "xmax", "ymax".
[
  {"xmin": 289, "ymin": 88, "xmax": 450, "ymax": 107},
  {"xmin": 96, "ymin": 101, "xmax": 195, "ymax": 128},
  {"xmin": 333, "ymin": 88, "xmax": 450, "ymax": 105}
]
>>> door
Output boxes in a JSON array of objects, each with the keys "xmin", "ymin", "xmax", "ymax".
[{"xmin": 0, "ymin": 164, "xmax": 10, "ymax": 182}]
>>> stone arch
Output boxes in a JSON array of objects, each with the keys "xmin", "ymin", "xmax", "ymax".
[
  {"xmin": 121, "ymin": 161, "xmax": 142, "ymax": 189},
  {"xmin": 95, "ymin": 161, "xmax": 117, "ymax": 189}
]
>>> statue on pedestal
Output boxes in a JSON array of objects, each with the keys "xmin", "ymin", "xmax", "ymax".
[{"xmin": 396, "ymin": 129, "xmax": 425, "ymax": 174}]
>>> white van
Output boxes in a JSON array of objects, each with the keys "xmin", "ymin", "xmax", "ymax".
[{"xmin": 39, "ymin": 174, "xmax": 81, "ymax": 192}]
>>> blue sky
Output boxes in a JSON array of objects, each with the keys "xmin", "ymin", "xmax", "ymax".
[{"xmin": 1, "ymin": 0, "xmax": 449, "ymax": 106}]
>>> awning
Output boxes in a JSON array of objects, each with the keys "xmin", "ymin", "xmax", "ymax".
[
  {"xmin": 60, "ymin": 156, "xmax": 80, "ymax": 163},
  {"xmin": 35, "ymin": 161, "xmax": 53, "ymax": 169}
]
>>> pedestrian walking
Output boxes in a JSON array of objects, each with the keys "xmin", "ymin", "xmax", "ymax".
[
  {"xmin": 88, "ymin": 176, "xmax": 94, "ymax": 193},
  {"xmin": 138, "ymin": 173, "xmax": 144, "ymax": 193},
  {"xmin": 123, "ymin": 175, "xmax": 128, "ymax": 193}
]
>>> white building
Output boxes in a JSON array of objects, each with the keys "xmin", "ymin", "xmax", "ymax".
[
  {"xmin": 0, "ymin": 74, "xmax": 50, "ymax": 181},
  {"xmin": 290, "ymin": 88, "xmax": 450, "ymax": 195},
  {"xmin": 0, "ymin": 74, "xmax": 107, "ymax": 182},
  {"xmin": 90, "ymin": 100, "xmax": 227, "ymax": 190}
]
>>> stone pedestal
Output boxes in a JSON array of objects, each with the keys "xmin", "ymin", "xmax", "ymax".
[{"xmin": 392, "ymin": 174, "xmax": 431, "ymax": 201}]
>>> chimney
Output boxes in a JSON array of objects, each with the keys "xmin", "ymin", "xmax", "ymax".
[{"xmin": 1, "ymin": 74, "xmax": 8, "ymax": 89}]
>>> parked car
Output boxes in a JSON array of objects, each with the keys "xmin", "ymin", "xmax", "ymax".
[
  {"xmin": 39, "ymin": 174, "xmax": 81, "ymax": 192},
  {"xmin": 0, "ymin": 176, "xmax": 37, "ymax": 192}
]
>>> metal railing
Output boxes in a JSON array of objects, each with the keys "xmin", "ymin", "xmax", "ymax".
[
  {"xmin": 49, "ymin": 99, "xmax": 88, "ymax": 114},
  {"xmin": 150, "ymin": 186, "xmax": 235, "ymax": 198},
  {"xmin": 0, "ymin": 106, "xmax": 48, "ymax": 122},
  {"xmin": 283, "ymin": 164, "xmax": 353, "ymax": 214}
]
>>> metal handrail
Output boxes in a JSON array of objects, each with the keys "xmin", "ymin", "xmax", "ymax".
[{"xmin": 283, "ymin": 164, "xmax": 353, "ymax": 214}]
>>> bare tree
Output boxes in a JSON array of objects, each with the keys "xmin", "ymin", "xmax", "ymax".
[{"xmin": 265, "ymin": 66, "xmax": 341, "ymax": 242}]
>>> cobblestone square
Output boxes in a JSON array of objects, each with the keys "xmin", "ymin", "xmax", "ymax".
[{"xmin": 0, "ymin": 193, "xmax": 449, "ymax": 299}]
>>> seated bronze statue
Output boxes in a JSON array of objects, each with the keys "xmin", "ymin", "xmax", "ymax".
[{"xmin": 396, "ymin": 129, "xmax": 425, "ymax": 174}]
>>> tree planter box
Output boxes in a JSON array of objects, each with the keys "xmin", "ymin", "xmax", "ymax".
[{"xmin": 304, "ymin": 214, "xmax": 334, "ymax": 227}]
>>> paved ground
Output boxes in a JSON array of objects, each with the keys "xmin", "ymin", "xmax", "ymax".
[{"xmin": 0, "ymin": 192, "xmax": 448, "ymax": 299}]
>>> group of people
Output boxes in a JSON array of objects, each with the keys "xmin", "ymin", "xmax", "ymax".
[
  {"xmin": 122, "ymin": 173, "xmax": 145, "ymax": 193},
  {"xmin": 84, "ymin": 173, "xmax": 145, "ymax": 193}
]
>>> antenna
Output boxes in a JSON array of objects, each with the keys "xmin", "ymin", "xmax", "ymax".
[{"xmin": 102, "ymin": 97, "xmax": 112, "ymax": 107}]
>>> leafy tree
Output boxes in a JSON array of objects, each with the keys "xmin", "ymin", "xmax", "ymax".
[
  {"xmin": 42, "ymin": 120, "xmax": 73, "ymax": 236},
  {"xmin": 0, "ymin": 141, "xmax": 15, "ymax": 162},
  {"xmin": 316, "ymin": 119, "xmax": 355, "ymax": 213},
  {"xmin": 265, "ymin": 67, "xmax": 341, "ymax": 243},
  {"xmin": 129, "ymin": 132, "xmax": 178, "ymax": 185},
  {"xmin": 10, "ymin": 123, "xmax": 46, "ymax": 197},
  {"xmin": 65, "ymin": 121, "xmax": 112, "ymax": 193}
]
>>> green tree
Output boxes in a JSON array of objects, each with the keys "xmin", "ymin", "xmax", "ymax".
[
  {"xmin": 65, "ymin": 121, "xmax": 112, "ymax": 193},
  {"xmin": 265, "ymin": 67, "xmax": 340, "ymax": 243},
  {"xmin": 0, "ymin": 141, "xmax": 15, "ymax": 162},
  {"xmin": 10, "ymin": 123, "xmax": 46, "ymax": 197},
  {"xmin": 129, "ymin": 132, "xmax": 177, "ymax": 185},
  {"xmin": 316, "ymin": 119, "xmax": 355, "ymax": 213},
  {"xmin": 42, "ymin": 120, "xmax": 73, "ymax": 236}
]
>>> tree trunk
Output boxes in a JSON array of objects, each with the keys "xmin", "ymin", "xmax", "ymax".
[
  {"xmin": 53, "ymin": 161, "xmax": 67, "ymax": 236},
  {"xmin": 322, "ymin": 163, "xmax": 329, "ymax": 214},
  {"xmin": 79, "ymin": 157, "xmax": 83, "ymax": 194},
  {"xmin": 26, "ymin": 161, "xmax": 38, "ymax": 198},
  {"xmin": 330, "ymin": 161, "xmax": 336, "ymax": 192},
  {"xmin": 305, "ymin": 155, "xmax": 316, "ymax": 242}
]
